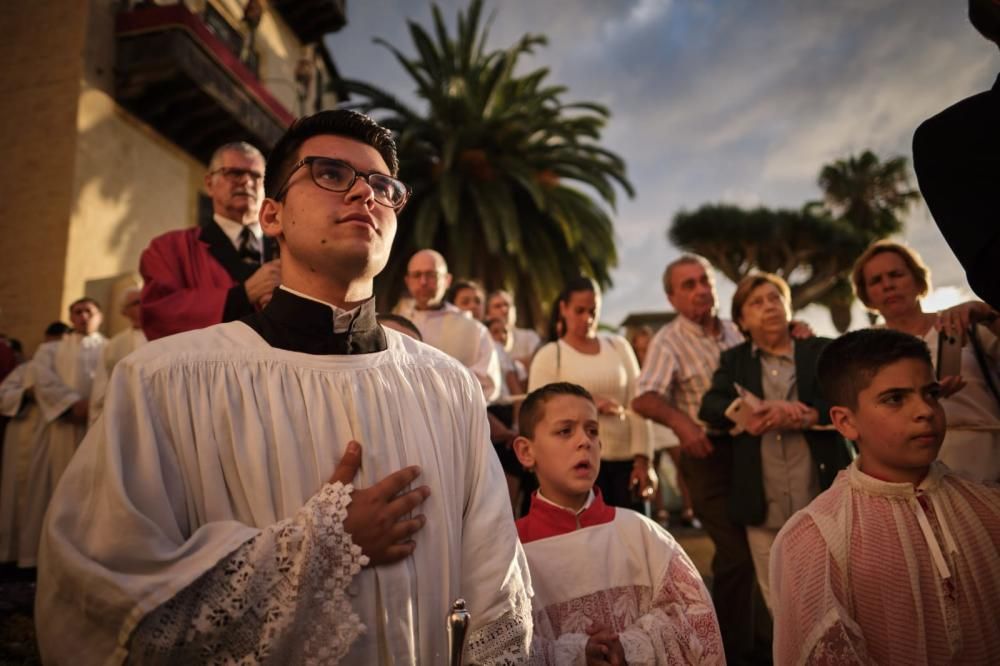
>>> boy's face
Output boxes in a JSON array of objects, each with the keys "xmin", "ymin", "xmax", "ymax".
[
  {"xmin": 829, "ymin": 357, "xmax": 945, "ymax": 483},
  {"xmin": 514, "ymin": 395, "xmax": 601, "ymax": 509},
  {"xmin": 69, "ymin": 301, "xmax": 102, "ymax": 335}
]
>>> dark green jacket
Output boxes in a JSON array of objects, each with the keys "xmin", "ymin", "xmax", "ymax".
[{"xmin": 698, "ymin": 336, "xmax": 854, "ymax": 526}]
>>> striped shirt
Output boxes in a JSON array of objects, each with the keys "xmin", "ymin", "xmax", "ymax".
[{"xmin": 636, "ymin": 314, "xmax": 744, "ymax": 425}]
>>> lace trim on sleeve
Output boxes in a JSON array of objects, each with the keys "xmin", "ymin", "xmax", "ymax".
[
  {"xmin": 465, "ymin": 581, "xmax": 532, "ymax": 665},
  {"xmin": 619, "ymin": 552, "xmax": 725, "ymax": 666},
  {"xmin": 128, "ymin": 482, "xmax": 369, "ymax": 665}
]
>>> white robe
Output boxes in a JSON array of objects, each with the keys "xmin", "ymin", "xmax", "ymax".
[
  {"xmin": 37, "ymin": 322, "xmax": 531, "ymax": 665},
  {"xmin": 89, "ymin": 327, "xmax": 147, "ymax": 426},
  {"xmin": 407, "ymin": 303, "xmax": 502, "ymax": 403},
  {"xmin": 521, "ymin": 501, "xmax": 723, "ymax": 665},
  {"xmin": 18, "ymin": 333, "xmax": 104, "ymax": 566},
  {"xmin": 0, "ymin": 362, "xmax": 43, "ymax": 562}
]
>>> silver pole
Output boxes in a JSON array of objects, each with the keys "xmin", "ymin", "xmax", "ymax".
[{"xmin": 447, "ymin": 598, "xmax": 471, "ymax": 666}]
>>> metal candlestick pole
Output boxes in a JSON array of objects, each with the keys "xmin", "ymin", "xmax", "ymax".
[{"xmin": 447, "ymin": 598, "xmax": 471, "ymax": 666}]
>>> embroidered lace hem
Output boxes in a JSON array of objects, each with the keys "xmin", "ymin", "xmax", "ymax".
[
  {"xmin": 465, "ymin": 583, "xmax": 532, "ymax": 665},
  {"xmin": 127, "ymin": 482, "xmax": 368, "ymax": 665}
]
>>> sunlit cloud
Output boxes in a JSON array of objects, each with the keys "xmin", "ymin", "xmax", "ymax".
[{"xmin": 330, "ymin": 1, "xmax": 997, "ymax": 327}]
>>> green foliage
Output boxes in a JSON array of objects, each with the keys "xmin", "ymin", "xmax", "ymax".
[
  {"xmin": 341, "ymin": 0, "xmax": 632, "ymax": 327},
  {"xmin": 813, "ymin": 150, "xmax": 920, "ymax": 242},
  {"xmin": 670, "ymin": 151, "xmax": 920, "ymax": 332}
]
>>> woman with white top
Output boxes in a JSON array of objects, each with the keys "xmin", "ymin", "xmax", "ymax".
[
  {"xmin": 852, "ymin": 240, "xmax": 1000, "ymax": 482},
  {"xmin": 528, "ymin": 276, "xmax": 654, "ymax": 509}
]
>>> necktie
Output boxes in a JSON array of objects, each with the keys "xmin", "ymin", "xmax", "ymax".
[{"xmin": 238, "ymin": 227, "xmax": 261, "ymax": 265}]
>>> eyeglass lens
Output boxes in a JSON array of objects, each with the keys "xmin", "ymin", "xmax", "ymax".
[{"xmin": 310, "ymin": 158, "xmax": 408, "ymax": 208}]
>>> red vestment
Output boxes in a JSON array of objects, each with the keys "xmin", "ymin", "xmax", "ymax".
[{"xmin": 139, "ymin": 224, "xmax": 256, "ymax": 340}]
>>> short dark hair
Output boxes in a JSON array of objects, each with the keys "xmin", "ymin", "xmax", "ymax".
[
  {"xmin": 264, "ymin": 109, "xmax": 400, "ymax": 199},
  {"xmin": 377, "ymin": 313, "xmax": 422, "ymax": 341},
  {"xmin": 970, "ymin": 0, "xmax": 1000, "ymax": 45},
  {"xmin": 44, "ymin": 321, "xmax": 71, "ymax": 338},
  {"xmin": 817, "ymin": 328, "xmax": 932, "ymax": 409},
  {"xmin": 68, "ymin": 297, "xmax": 101, "ymax": 312},
  {"xmin": 445, "ymin": 279, "xmax": 485, "ymax": 306},
  {"xmin": 547, "ymin": 276, "xmax": 599, "ymax": 341},
  {"xmin": 518, "ymin": 382, "xmax": 595, "ymax": 439}
]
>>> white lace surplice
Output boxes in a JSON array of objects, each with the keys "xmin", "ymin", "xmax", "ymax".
[
  {"xmin": 19, "ymin": 334, "xmax": 105, "ymax": 566},
  {"xmin": 525, "ymin": 511, "xmax": 724, "ymax": 665},
  {"xmin": 770, "ymin": 461, "xmax": 1000, "ymax": 665},
  {"xmin": 36, "ymin": 323, "xmax": 531, "ymax": 665},
  {"xmin": 0, "ymin": 363, "xmax": 41, "ymax": 562}
]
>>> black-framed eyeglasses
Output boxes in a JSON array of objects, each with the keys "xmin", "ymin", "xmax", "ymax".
[
  {"xmin": 209, "ymin": 167, "xmax": 263, "ymax": 183},
  {"xmin": 274, "ymin": 156, "xmax": 411, "ymax": 210}
]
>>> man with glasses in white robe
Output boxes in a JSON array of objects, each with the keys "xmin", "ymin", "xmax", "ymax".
[{"xmin": 37, "ymin": 110, "xmax": 531, "ymax": 665}]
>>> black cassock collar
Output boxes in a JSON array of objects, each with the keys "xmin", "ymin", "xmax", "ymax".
[{"xmin": 241, "ymin": 288, "xmax": 387, "ymax": 355}]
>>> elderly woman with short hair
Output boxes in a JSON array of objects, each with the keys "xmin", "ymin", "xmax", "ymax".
[{"xmin": 699, "ymin": 272, "xmax": 853, "ymax": 612}]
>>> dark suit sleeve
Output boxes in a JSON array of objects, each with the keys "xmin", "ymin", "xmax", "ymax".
[
  {"xmin": 698, "ymin": 348, "xmax": 740, "ymax": 430},
  {"xmin": 797, "ymin": 337, "xmax": 833, "ymax": 426},
  {"xmin": 913, "ymin": 92, "xmax": 1000, "ymax": 309}
]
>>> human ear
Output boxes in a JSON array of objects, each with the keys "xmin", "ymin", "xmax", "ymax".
[
  {"xmin": 512, "ymin": 436, "xmax": 535, "ymax": 470},
  {"xmin": 259, "ymin": 198, "xmax": 283, "ymax": 240},
  {"xmin": 829, "ymin": 406, "xmax": 860, "ymax": 441}
]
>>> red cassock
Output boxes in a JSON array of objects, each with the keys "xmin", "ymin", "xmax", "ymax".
[{"xmin": 139, "ymin": 224, "xmax": 259, "ymax": 341}]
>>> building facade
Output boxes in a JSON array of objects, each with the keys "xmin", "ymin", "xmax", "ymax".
[{"xmin": 0, "ymin": 0, "xmax": 346, "ymax": 352}]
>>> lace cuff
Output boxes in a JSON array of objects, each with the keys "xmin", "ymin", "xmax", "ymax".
[
  {"xmin": 128, "ymin": 482, "xmax": 369, "ymax": 665},
  {"xmin": 465, "ymin": 584, "xmax": 532, "ymax": 665}
]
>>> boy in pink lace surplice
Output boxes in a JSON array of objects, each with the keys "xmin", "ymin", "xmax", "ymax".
[
  {"xmin": 513, "ymin": 382, "xmax": 725, "ymax": 665},
  {"xmin": 771, "ymin": 328, "xmax": 1000, "ymax": 665}
]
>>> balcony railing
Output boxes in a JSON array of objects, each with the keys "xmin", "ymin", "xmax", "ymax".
[{"xmin": 115, "ymin": 3, "xmax": 295, "ymax": 163}]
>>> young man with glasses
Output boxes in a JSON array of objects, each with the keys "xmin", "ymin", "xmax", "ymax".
[
  {"xmin": 138, "ymin": 141, "xmax": 282, "ymax": 340},
  {"xmin": 37, "ymin": 110, "xmax": 531, "ymax": 664}
]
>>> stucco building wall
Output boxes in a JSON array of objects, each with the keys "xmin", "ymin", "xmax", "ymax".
[{"xmin": 0, "ymin": 0, "xmax": 326, "ymax": 352}]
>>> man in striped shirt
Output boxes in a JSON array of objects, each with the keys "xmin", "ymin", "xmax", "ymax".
[{"xmin": 632, "ymin": 254, "xmax": 771, "ymax": 665}]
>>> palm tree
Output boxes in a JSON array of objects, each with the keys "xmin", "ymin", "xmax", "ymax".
[
  {"xmin": 340, "ymin": 0, "xmax": 633, "ymax": 327},
  {"xmin": 814, "ymin": 150, "xmax": 920, "ymax": 241}
]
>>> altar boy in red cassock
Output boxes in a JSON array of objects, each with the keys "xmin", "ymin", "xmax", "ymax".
[{"xmin": 514, "ymin": 382, "xmax": 724, "ymax": 665}]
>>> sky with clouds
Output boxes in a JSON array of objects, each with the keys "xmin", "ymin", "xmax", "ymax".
[{"xmin": 327, "ymin": 0, "xmax": 999, "ymax": 334}]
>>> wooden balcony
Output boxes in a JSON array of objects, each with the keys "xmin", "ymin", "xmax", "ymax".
[{"xmin": 115, "ymin": 4, "xmax": 295, "ymax": 163}]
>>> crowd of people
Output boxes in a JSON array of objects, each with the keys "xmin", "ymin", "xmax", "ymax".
[{"xmin": 1, "ymin": 4, "xmax": 1000, "ymax": 659}]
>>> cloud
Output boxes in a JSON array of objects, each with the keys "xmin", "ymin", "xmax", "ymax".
[{"xmin": 331, "ymin": 1, "xmax": 995, "ymax": 325}]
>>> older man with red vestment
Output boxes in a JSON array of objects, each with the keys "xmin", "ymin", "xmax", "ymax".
[{"xmin": 139, "ymin": 142, "xmax": 281, "ymax": 340}]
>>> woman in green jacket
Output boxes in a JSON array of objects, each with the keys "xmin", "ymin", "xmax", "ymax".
[{"xmin": 698, "ymin": 273, "xmax": 853, "ymax": 612}]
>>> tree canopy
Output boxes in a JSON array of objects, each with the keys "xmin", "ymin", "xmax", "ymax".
[
  {"xmin": 670, "ymin": 151, "xmax": 920, "ymax": 331},
  {"xmin": 341, "ymin": 0, "xmax": 633, "ymax": 327}
]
